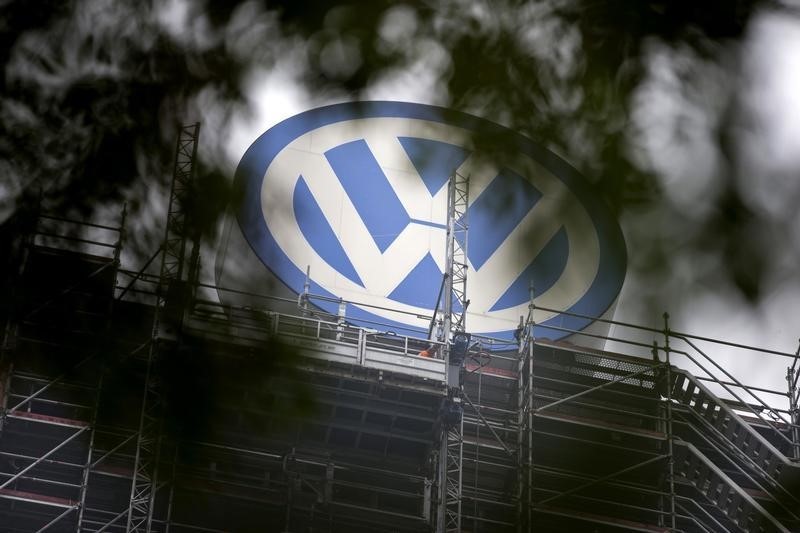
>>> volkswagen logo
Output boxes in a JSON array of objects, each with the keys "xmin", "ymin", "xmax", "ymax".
[{"xmin": 234, "ymin": 102, "xmax": 626, "ymax": 342}]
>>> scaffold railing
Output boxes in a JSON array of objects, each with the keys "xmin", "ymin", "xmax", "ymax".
[
  {"xmin": 521, "ymin": 302, "xmax": 800, "ymax": 532},
  {"xmin": 533, "ymin": 302, "xmax": 800, "ymax": 446},
  {"xmin": 14, "ymin": 196, "xmax": 800, "ymax": 531},
  {"xmin": 113, "ymin": 262, "xmax": 800, "ymax": 429}
]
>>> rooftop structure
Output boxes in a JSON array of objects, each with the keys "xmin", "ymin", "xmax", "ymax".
[{"xmin": 1, "ymin": 125, "xmax": 799, "ymax": 533}]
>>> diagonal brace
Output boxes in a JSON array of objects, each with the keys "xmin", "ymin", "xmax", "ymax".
[
  {"xmin": 9, "ymin": 341, "xmax": 149, "ymax": 413},
  {"xmin": 0, "ymin": 426, "xmax": 89, "ymax": 490},
  {"xmin": 9, "ymin": 355, "xmax": 95, "ymax": 412},
  {"xmin": 537, "ymin": 454, "xmax": 668, "ymax": 507},
  {"xmin": 116, "ymin": 246, "xmax": 163, "ymax": 301},
  {"xmin": 36, "ymin": 505, "xmax": 78, "ymax": 533},
  {"xmin": 462, "ymin": 391, "xmax": 513, "ymax": 457},
  {"xmin": 90, "ymin": 432, "xmax": 138, "ymax": 470},
  {"xmin": 95, "ymin": 473, "xmax": 171, "ymax": 533},
  {"xmin": 535, "ymin": 364, "xmax": 658, "ymax": 415},
  {"xmin": 95, "ymin": 505, "xmax": 129, "ymax": 533}
]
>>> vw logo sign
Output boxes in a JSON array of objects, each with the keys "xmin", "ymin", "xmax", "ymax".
[{"xmin": 234, "ymin": 102, "xmax": 626, "ymax": 342}]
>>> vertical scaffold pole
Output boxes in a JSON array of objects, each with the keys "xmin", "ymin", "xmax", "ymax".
[
  {"xmin": 79, "ymin": 204, "xmax": 125, "ymax": 529},
  {"xmin": 77, "ymin": 373, "xmax": 103, "ymax": 530},
  {"xmin": 126, "ymin": 123, "xmax": 201, "ymax": 533},
  {"xmin": 663, "ymin": 313, "xmax": 677, "ymax": 531},
  {"xmin": 436, "ymin": 171, "xmax": 468, "ymax": 533},
  {"xmin": 443, "ymin": 171, "xmax": 469, "ymax": 336},
  {"xmin": 0, "ymin": 305, "xmax": 15, "ymax": 437},
  {"xmin": 516, "ymin": 331, "xmax": 524, "ymax": 533},
  {"xmin": 516, "ymin": 283, "xmax": 535, "ymax": 532},
  {"xmin": 0, "ymin": 357, "xmax": 10, "ymax": 437},
  {"xmin": 788, "ymin": 340, "xmax": 800, "ymax": 460}
]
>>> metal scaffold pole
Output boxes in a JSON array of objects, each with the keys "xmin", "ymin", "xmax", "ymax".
[
  {"xmin": 125, "ymin": 123, "xmax": 201, "ymax": 533},
  {"xmin": 516, "ymin": 284, "xmax": 534, "ymax": 533},
  {"xmin": 0, "ymin": 201, "xmax": 125, "ymax": 531},
  {"xmin": 435, "ymin": 171, "xmax": 469, "ymax": 533},
  {"xmin": 789, "ymin": 341, "xmax": 800, "ymax": 460},
  {"xmin": 663, "ymin": 313, "xmax": 677, "ymax": 531},
  {"xmin": 0, "ymin": 322, "xmax": 13, "ymax": 437},
  {"xmin": 78, "ymin": 204, "xmax": 126, "ymax": 530},
  {"xmin": 77, "ymin": 373, "xmax": 104, "ymax": 530}
]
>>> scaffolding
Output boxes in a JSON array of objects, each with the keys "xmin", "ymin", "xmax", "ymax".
[
  {"xmin": 2, "ymin": 134, "xmax": 800, "ymax": 532},
  {"xmin": 2, "ymin": 211, "xmax": 800, "ymax": 531},
  {"xmin": 516, "ymin": 285, "xmax": 535, "ymax": 533},
  {"xmin": 435, "ymin": 170, "xmax": 470, "ymax": 533},
  {"xmin": 125, "ymin": 122, "xmax": 201, "ymax": 533},
  {"xmin": 0, "ymin": 206, "xmax": 128, "ymax": 531}
]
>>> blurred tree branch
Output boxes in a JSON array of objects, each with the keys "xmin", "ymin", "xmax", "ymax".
[{"xmin": 0, "ymin": 0, "xmax": 792, "ymax": 309}]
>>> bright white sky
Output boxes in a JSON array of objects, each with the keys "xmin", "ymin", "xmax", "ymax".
[{"xmin": 213, "ymin": 7, "xmax": 800, "ymax": 409}]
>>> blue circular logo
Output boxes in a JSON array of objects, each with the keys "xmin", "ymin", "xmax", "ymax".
[{"xmin": 234, "ymin": 102, "xmax": 626, "ymax": 342}]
